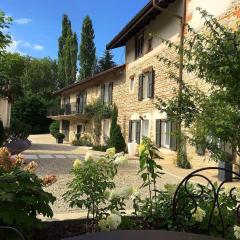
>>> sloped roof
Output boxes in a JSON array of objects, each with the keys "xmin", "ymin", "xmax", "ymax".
[
  {"xmin": 107, "ymin": 0, "xmax": 177, "ymax": 49},
  {"xmin": 53, "ymin": 64, "xmax": 125, "ymax": 96}
]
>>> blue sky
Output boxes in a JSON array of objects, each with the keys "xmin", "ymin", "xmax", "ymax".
[{"xmin": 1, "ymin": 0, "xmax": 149, "ymax": 64}]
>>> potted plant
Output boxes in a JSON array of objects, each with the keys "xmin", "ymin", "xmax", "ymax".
[
  {"xmin": 218, "ymin": 152, "xmax": 233, "ymax": 182},
  {"xmin": 56, "ymin": 132, "xmax": 65, "ymax": 144}
]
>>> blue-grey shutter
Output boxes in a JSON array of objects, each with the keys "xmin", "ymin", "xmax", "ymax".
[
  {"xmin": 147, "ymin": 69, "xmax": 154, "ymax": 98},
  {"xmin": 170, "ymin": 121, "xmax": 177, "ymax": 151},
  {"xmin": 101, "ymin": 84, "xmax": 105, "ymax": 104},
  {"xmin": 109, "ymin": 82, "xmax": 113, "ymax": 105},
  {"xmin": 128, "ymin": 120, "xmax": 132, "ymax": 142},
  {"xmin": 156, "ymin": 119, "xmax": 161, "ymax": 148},
  {"xmin": 83, "ymin": 91, "xmax": 87, "ymax": 114},
  {"xmin": 138, "ymin": 74, "xmax": 144, "ymax": 101},
  {"xmin": 136, "ymin": 120, "xmax": 141, "ymax": 144}
]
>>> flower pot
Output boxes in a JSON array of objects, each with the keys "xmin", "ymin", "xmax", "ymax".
[
  {"xmin": 57, "ymin": 137, "xmax": 64, "ymax": 144},
  {"xmin": 218, "ymin": 161, "xmax": 232, "ymax": 182}
]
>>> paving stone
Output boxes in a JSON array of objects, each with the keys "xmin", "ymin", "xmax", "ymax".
[
  {"xmin": 66, "ymin": 155, "xmax": 79, "ymax": 159},
  {"xmin": 54, "ymin": 155, "xmax": 66, "ymax": 159},
  {"xmin": 24, "ymin": 154, "xmax": 38, "ymax": 160},
  {"xmin": 38, "ymin": 154, "xmax": 54, "ymax": 159}
]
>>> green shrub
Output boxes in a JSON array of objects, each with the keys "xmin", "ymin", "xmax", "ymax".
[
  {"xmin": 92, "ymin": 145, "xmax": 108, "ymax": 152},
  {"xmin": 64, "ymin": 152, "xmax": 130, "ymax": 232},
  {"xmin": 108, "ymin": 105, "xmax": 126, "ymax": 152},
  {"xmin": 0, "ymin": 120, "xmax": 5, "ymax": 146},
  {"xmin": 49, "ymin": 121, "xmax": 60, "ymax": 138},
  {"xmin": 55, "ymin": 132, "xmax": 65, "ymax": 139},
  {"xmin": 71, "ymin": 134, "xmax": 93, "ymax": 146},
  {"xmin": 7, "ymin": 119, "xmax": 31, "ymax": 140},
  {"xmin": 0, "ymin": 148, "xmax": 56, "ymax": 237}
]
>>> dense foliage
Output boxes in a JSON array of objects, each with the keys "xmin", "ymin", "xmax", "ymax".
[
  {"xmin": 58, "ymin": 14, "xmax": 78, "ymax": 88},
  {"xmin": 49, "ymin": 121, "xmax": 60, "ymax": 139},
  {"xmin": 108, "ymin": 105, "xmax": 126, "ymax": 153},
  {"xmin": 85, "ymin": 99, "xmax": 112, "ymax": 145},
  {"xmin": 78, "ymin": 16, "xmax": 97, "ymax": 80},
  {"xmin": 11, "ymin": 95, "xmax": 51, "ymax": 134},
  {"xmin": 0, "ymin": 10, "xmax": 12, "ymax": 55},
  {"xmin": 156, "ymin": 9, "xmax": 240, "ymax": 164}
]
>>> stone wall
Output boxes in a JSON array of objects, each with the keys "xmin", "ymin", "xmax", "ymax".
[{"xmin": 0, "ymin": 98, "xmax": 11, "ymax": 128}]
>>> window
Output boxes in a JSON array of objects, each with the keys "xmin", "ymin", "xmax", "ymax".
[
  {"xmin": 76, "ymin": 92, "xmax": 87, "ymax": 114},
  {"xmin": 155, "ymin": 120, "xmax": 177, "ymax": 150},
  {"xmin": 135, "ymin": 33, "xmax": 144, "ymax": 59},
  {"xmin": 161, "ymin": 121, "xmax": 171, "ymax": 148},
  {"xmin": 147, "ymin": 37, "xmax": 153, "ymax": 52},
  {"xmin": 130, "ymin": 78, "xmax": 135, "ymax": 92},
  {"xmin": 101, "ymin": 82, "xmax": 113, "ymax": 104},
  {"xmin": 103, "ymin": 119, "xmax": 110, "ymax": 139},
  {"xmin": 129, "ymin": 120, "xmax": 141, "ymax": 144},
  {"xmin": 138, "ymin": 69, "xmax": 154, "ymax": 101},
  {"xmin": 129, "ymin": 120, "xmax": 149, "ymax": 144},
  {"xmin": 77, "ymin": 125, "xmax": 83, "ymax": 134},
  {"xmin": 142, "ymin": 120, "xmax": 149, "ymax": 138}
]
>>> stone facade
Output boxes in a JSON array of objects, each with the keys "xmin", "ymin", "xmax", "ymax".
[
  {"xmin": 52, "ymin": 1, "xmax": 240, "ymax": 168},
  {"xmin": 53, "ymin": 68, "xmax": 125, "ymax": 144}
]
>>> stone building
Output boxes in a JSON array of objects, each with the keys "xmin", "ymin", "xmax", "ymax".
[
  {"xmin": 49, "ymin": 65, "xmax": 125, "ymax": 143},
  {"xmin": 50, "ymin": 0, "xmax": 240, "ymax": 163}
]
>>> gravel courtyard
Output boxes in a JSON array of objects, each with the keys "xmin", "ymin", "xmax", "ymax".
[
  {"xmin": 35, "ymin": 157, "xmax": 181, "ymax": 214},
  {"xmin": 25, "ymin": 134, "xmax": 181, "ymax": 216}
]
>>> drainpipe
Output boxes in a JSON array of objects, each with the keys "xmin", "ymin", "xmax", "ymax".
[{"xmin": 153, "ymin": 0, "xmax": 187, "ymax": 155}]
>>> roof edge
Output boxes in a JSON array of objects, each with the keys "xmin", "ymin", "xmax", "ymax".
[{"xmin": 53, "ymin": 64, "xmax": 125, "ymax": 96}]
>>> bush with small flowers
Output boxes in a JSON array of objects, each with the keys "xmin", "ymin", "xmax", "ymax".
[
  {"xmin": 64, "ymin": 150, "xmax": 130, "ymax": 233},
  {"xmin": 0, "ymin": 147, "xmax": 56, "ymax": 237}
]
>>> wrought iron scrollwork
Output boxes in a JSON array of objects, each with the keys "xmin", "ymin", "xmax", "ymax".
[
  {"xmin": 172, "ymin": 167, "xmax": 240, "ymax": 238},
  {"xmin": 0, "ymin": 226, "xmax": 25, "ymax": 240}
]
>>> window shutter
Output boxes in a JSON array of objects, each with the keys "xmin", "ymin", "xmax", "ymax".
[
  {"xmin": 147, "ymin": 69, "xmax": 154, "ymax": 98},
  {"xmin": 170, "ymin": 121, "xmax": 178, "ymax": 151},
  {"xmin": 83, "ymin": 91, "xmax": 87, "ymax": 114},
  {"xmin": 156, "ymin": 119, "xmax": 161, "ymax": 148},
  {"xmin": 108, "ymin": 82, "xmax": 113, "ymax": 105},
  {"xmin": 136, "ymin": 120, "xmax": 141, "ymax": 144},
  {"xmin": 101, "ymin": 85, "xmax": 105, "ymax": 104},
  {"xmin": 138, "ymin": 74, "xmax": 144, "ymax": 101},
  {"xmin": 128, "ymin": 120, "xmax": 132, "ymax": 142}
]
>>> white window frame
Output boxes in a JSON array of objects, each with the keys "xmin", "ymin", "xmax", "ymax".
[
  {"xmin": 129, "ymin": 78, "xmax": 135, "ymax": 93},
  {"xmin": 141, "ymin": 119, "xmax": 149, "ymax": 138},
  {"xmin": 161, "ymin": 121, "xmax": 171, "ymax": 149}
]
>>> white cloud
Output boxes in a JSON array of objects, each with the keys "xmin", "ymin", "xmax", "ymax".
[
  {"xmin": 33, "ymin": 44, "xmax": 44, "ymax": 51},
  {"xmin": 5, "ymin": 39, "xmax": 25, "ymax": 55},
  {"xmin": 14, "ymin": 18, "xmax": 32, "ymax": 25},
  {"xmin": 5, "ymin": 36, "xmax": 44, "ymax": 54}
]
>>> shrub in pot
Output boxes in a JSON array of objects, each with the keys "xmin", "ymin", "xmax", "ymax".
[{"xmin": 56, "ymin": 132, "xmax": 65, "ymax": 144}]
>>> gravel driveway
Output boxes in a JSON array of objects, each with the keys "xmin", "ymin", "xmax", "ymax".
[
  {"xmin": 26, "ymin": 134, "xmax": 181, "ymax": 215},
  {"xmin": 35, "ymin": 157, "xmax": 181, "ymax": 215}
]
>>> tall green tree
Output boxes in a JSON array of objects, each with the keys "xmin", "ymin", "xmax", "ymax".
[
  {"xmin": 78, "ymin": 16, "xmax": 96, "ymax": 80},
  {"xmin": 22, "ymin": 57, "xmax": 58, "ymax": 100},
  {"xmin": 0, "ymin": 53, "xmax": 25, "ymax": 102},
  {"xmin": 108, "ymin": 105, "xmax": 126, "ymax": 153},
  {"xmin": 0, "ymin": 10, "xmax": 12, "ymax": 55},
  {"xmin": 97, "ymin": 49, "xmax": 116, "ymax": 73},
  {"xmin": 58, "ymin": 15, "xmax": 78, "ymax": 88}
]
